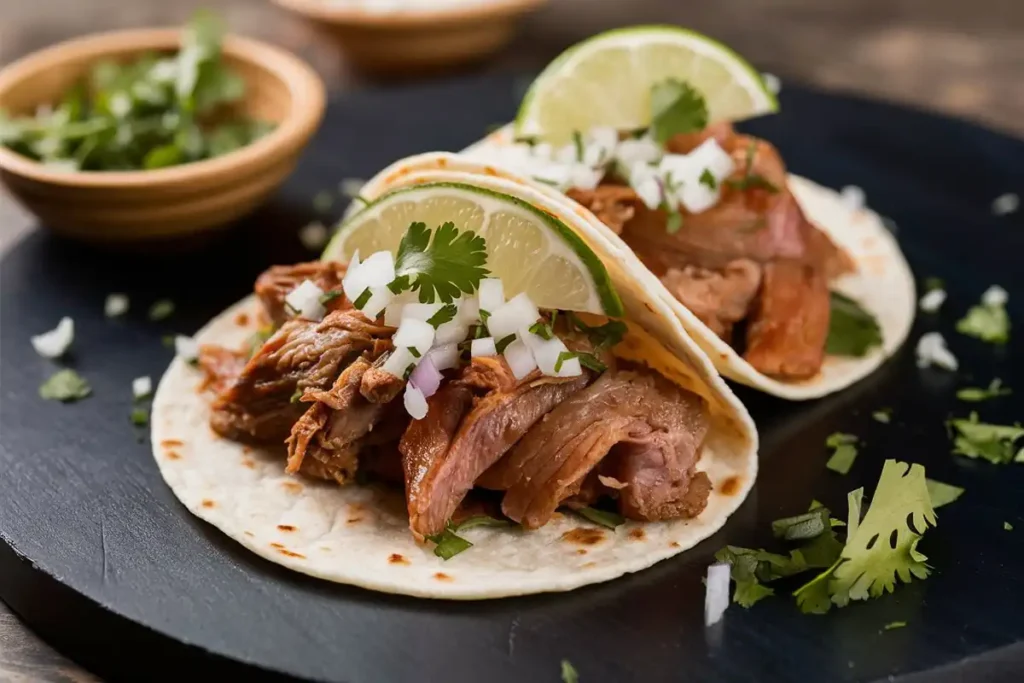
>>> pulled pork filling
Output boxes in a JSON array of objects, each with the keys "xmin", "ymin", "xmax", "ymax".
[
  {"xmin": 200, "ymin": 261, "xmax": 715, "ymax": 537},
  {"xmin": 568, "ymin": 123, "xmax": 854, "ymax": 380}
]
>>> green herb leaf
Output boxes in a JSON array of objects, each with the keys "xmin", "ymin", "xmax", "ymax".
[
  {"xmin": 554, "ymin": 351, "xmax": 577, "ymax": 373},
  {"xmin": 130, "ymin": 407, "xmax": 149, "ymax": 425},
  {"xmin": 883, "ymin": 621, "xmax": 907, "ymax": 631},
  {"xmin": 566, "ymin": 314, "xmax": 627, "ymax": 350},
  {"xmin": 699, "ymin": 168, "xmax": 717, "ymax": 190},
  {"xmin": 426, "ymin": 304, "xmax": 459, "ymax": 329},
  {"xmin": 148, "ymin": 299, "xmax": 175, "ymax": 321},
  {"xmin": 426, "ymin": 527, "xmax": 473, "ymax": 560},
  {"xmin": 352, "ymin": 289, "xmax": 372, "ymax": 310},
  {"xmin": 948, "ymin": 412, "xmax": 1024, "ymax": 464},
  {"xmin": 39, "ymin": 369, "xmax": 92, "ymax": 402},
  {"xmin": 925, "ymin": 479, "xmax": 964, "ymax": 509},
  {"xmin": 572, "ymin": 130, "xmax": 584, "ymax": 162},
  {"xmin": 826, "ymin": 292, "xmax": 883, "ymax": 356},
  {"xmin": 561, "ymin": 659, "xmax": 579, "ymax": 683},
  {"xmin": 957, "ymin": 300, "xmax": 1010, "ymax": 344},
  {"xmin": 575, "ymin": 352, "xmax": 607, "ymax": 373},
  {"xmin": 576, "ymin": 506, "xmax": 625, "ymax": 529},
  {"xmin": 393, "ymin": 222, "xmax": 489, "ymax": 304},
  {"xmin": 290, "ymin": 389, "xmax": 303, "ymax": 403},
  {"xmin": 734, "ymin": 579, "xmax": 775, "ymax": 608},
  {"xmin": 319, "ymin": 289, "xmax": 343, "ymax": 306},
  {"xmin": 528, "ymin": 320, "xmax": 555, "ymax": 340},
  {"xmin": 665, "ymin": 207, "xmax": 684, "ymax": 234},
  {"xmin": 825, "ymin": 432, "xmax": 859, "ymax": 475},
  {"xmin": 454, "ymin": 515, "xmax": 511, "ymax": 531},
  {"xmin": 872, "ymin": 408, "xmax": 892, "ymax": 424},
  {"xmin": 793, "ymin": 561, "xmax": 839, "ymax": 614},
  {"xmin": 649, "ymin": 79, "xmax": 708, "ymax": 144},
  {"xmin": 495, "ymin": 334, "xmax": 516, "ymax": 354},
  {"xmin": 956, "ymin": 378, "xmax": 1011, "ymax": 402},
  {"xmin": 771, "ymin": 508, "xmax": 831, "ymax": 541},
  {"xmin": 247, "ymin": 326, "xmax": 274, "ymax": 356},
  {"xmin": 1005, "ymin": 521, "xmax": 1014, "ymax": 531}
]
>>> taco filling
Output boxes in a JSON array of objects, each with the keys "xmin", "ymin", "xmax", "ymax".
[{"xmin": 199, "ymin": 223, "xmax": 715, "ymax": 545}]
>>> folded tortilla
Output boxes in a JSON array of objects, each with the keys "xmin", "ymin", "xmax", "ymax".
[
  {"xmin": 152, "ymin": 176, "xmax": 758, "ymax": 599},
  {"xmin": 350, "ymin": 131, "xmax": 916, "ymax": 400}
]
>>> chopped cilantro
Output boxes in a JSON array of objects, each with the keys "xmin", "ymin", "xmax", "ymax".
[
  {"xmin": 426, "ymin": 303, "xmax": 458, "ymax": 329},
  {"xmin": 873, "ymin": 408, "xmax": 893, "ymax": 424},
  {"xmin": 454, "ymin": 515, "xmax": 511, "ymax": 531},
  {"xmin": 352, "ymin": 289, "xmax": 371, "ymax": 310},
  {"xmin": 554, "ymin": 351, "xmax": 577, "ymax": 373},
  {"xmin": 575, "ymin": 352, "xmax": 607, "ymax": 373},
  {"xmin": 560, "ymin": 659, "xmax": 579, "ymax": 683},
  {"xmin": 148, "ymin": 299, "xmax": 175, "ymax": 321},
  {"xmin": 714, "ymin": 545, "xmax": 806, "ymax": 607},
  {"xmin": 699, "ymin": 168, "xmax": 718, "ymax": 190},
  {"xmin": 572, "ymin": 130, "xmax": 584, "ymax": 162},
  {"xmin": 318, "ymin": 289, "xmax": 343, "ymax": 306},
  {"xmin": 1005, "ymin": 522, "xmax": 1014, "ymax": 531},
  {"xmin": 956, "ymin": 378, "xmax": 1011, "ymax": 402},
  {"xmin": 957, "ymin": 298, "xmax": 1010, "ymax": 344},
  {"xmin": 391, "ymin": 222, "xmax": 489, "ymax": 303},
  {"xmin": 247, "ymin": 326, "xmax": 274, "ymax": 356},
  {"xmin": 528, "ymin": 320, "xmax": 555, "ymax": 340},
  {"xmin": 948, "ymin": 412, "xmax": 1024, "ymax": 464},
  {"xmin": 495, "ymin": 334, "xmax": 516, "ymax": 354},
  {"xmin": 883, "ymin": 621, "xmax": 907, "ymax": 631},
  {"xmin": 130, "ymin": 407, "xmax": 149, "ymax": 425},
  {"xmin": 665, "ymin": 207, "xmax": 684, "ymax": 234},
  {"xmin": 826, "ymin": 432, "xmax": 859, "ymax": 475},
  {"xmin": 576, "ymin": 506, "xmax": 625, "ymax": 529},
  {"xmin": 826, "ymin": 292, "xmax": 883, "ymax": 356},
  {"xmin": 39, "ymin": 369, "xmax": 91, "ymax": 402},
  {"xmin": 290, "ymin": 389, "xmax": 303, "ymax": 403},
  {"xmin": 771, "ymin": 508, "xmax": 831, "ymax": 541},
  {"xmin": 409, "ymin": 347, "xmax": 422, "ymax": 359},
  {"xmin": 925, "ymin": 479, "xmax": 964, "ymax": 508},
  {"xmin": 426, "ymin": 525, "xmax": 473, "ymax": 560},
  {"xmin": 726, "ymin": 140, "xmax": 780, "ymax": 193},
  {"xmin": 566, "ymin": 314, "xmax": 627, "ymax": 350},
  {"xmin": 649, "ymin": 79, "xmax": 708, "ymax": 144}
]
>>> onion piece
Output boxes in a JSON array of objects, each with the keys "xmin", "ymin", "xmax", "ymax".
[
  {"xmin": 174, "ymin": 335, "xmax": 199, "ymax": 363},
  {"xmin": 434, "ymin": 319, "xmax": 469, "ymax": 346},
  {"xmin": 382, "ymin": 347, "xmax": 417, "ymax": 378},
  {"xmin": 404, "ymin": 384, "xmax": 429, "ymax": 420},
  {"xmin": 488, "ymin": 293, "xmax": 540, "ymax": 339},
  {"xmin": 982, "ymin": 285, "xmax": 1008, "ymax": 307},
  {"xmin": 410, "ymin": 356, "xmax": 442, "ymax": 397},
  {"xmin": 598, "ymin": 474, "xmax": 628, "ymax": 490},
  {"xmin": 359, "ymin": 286, "xmax": 393, "ymax": 320},
  {"xmin": 358, "ymin": 250, "xmax": 396, "ymax": 288},
  {"xmin": 401, "ymin": 303, "xmax": 443, "ymax": 322},
  {"xmin": 458, "ymin": 296, "xmax": 481, "ymax": 325},
  {"xmin": 132, "ymin": 376, "xmax": 152, "ymax": 399},
  {"xmin": 478, "ymin": 279, "xmax": 505, "ymax": 316},
  {"xmin": 688, "ymin": 138, "xmax": 734, "ymax": 181},
  {"xmin": 705, "ymin": 563, "xmax": 731, "ymax": 626},
  {"xmin": 503, "ymin": 338, "xmax": 538, "ymax": 380},
  {"xmin": 520, "ymin": 329, "xmax": 578, "ymax": 377},
  {"xmin": 104, "ymin": 293, "xmax": 129, "ymax": 317},
  {"xmin": 393, "ymin": 318, "xmax": 435, "ymax": 356},
  {"xmin": 426, "ymin": 343, "xmax": 460, "ymax": 371},
  {"xmin": 471, "ymin": 337, "xmax": 497, "ymax": 358},
  {"xmin": 31, "ymin": 317, "xmax": 74, "ymax": 359},
  {"xmin": 285, "ymin": 279, "xmax": 326, "ymax": 320},
  {"xmin": 919, "ymin": 288, "xmax": 946, "ymax": 313},
  {"xmin": 615, "ymin": 136, "xmax": 661, "ymax": 167},
  {"xmin": 916, "ymin": 332, "xmax": 958, "ymax": 371}
]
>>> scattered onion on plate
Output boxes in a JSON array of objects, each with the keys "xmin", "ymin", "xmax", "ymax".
[{"xmin": 704, "ymin": 562, "xmax": 731, "ymax": 626}]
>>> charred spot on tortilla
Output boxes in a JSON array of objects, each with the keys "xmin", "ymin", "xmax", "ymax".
[
  {"xmin": 241, "ymin": 459, "xmax": 255, "ymax": 469},
  {"xmin": 582, "ymin": 562, "xmax": 597, "ymax": 569},
  {"xmin": 433, "ymin": 572, "xmax": 453, "ymax": 582},
  {"xmin": 244, "ymin": 531, "xmax": 255, "ymax": 537},
  {"xmin": 389, "ymin": 553, "xmax": 410, "ymax": 565},
  {"xmin": 161, "ymin": 439, "xmax": 184, "ymax": 448},
  {"xmin": 576, "ymin": 549, "xmax": 588, "ymax": 555},
  {"xmin": 720, "ymin": 476, "xmax": 741, "ymax": 496},
  {"xmin": 281, "ymin": 481, "xmax": 303, "ymax": 494},
  {"xmin": 201, "ymin": 499, "xmax": 216, "ymax": 509},
  {"xmin": 277, "ymin": 524, "xmax": 297, "ymax": 532},
  {"xmin": 670, "ymin": 541, "xmax": 681, "ymax": 548},
  {"xmin": 165, "ymin": 451, "xmax": 182, "ymax": 461},
  {"xmin": 242, "ymin": 445, "xmax": 252, "ymax": 454},
  {"xmin": 235, "ymin": 313, "xmax": 250, "ymax": 326},
  {"xmin": 320, "ymin": 546, "xmax": 332, "ymax": 552},
  {"xmin": 270, "ymin": 542, "xmax": 285, "ymax": 549},
  {"xmin": 562, "ymin": 528, "xmax": 605, "ymax": 546},
  {"xmin": 347, "ymin": 517, "xmax": 363, "ymax": 524},
  {"xmin": 278, "ymin": 549, "xmax": 306, "ymax": 559},
  {"xmin": 628, "ymin": 528, "xmax": 646, "ymax": 541}
]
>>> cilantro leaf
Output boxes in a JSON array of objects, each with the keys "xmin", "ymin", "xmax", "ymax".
[
  {"xmin": 925, "ymin": 478, "xmax": 964, "ymax": 509},
  {"xmin": 352, "ymin": 289, "xmax": 372, "ymax": 310},
  {"xmin": 772, "ymin": 508, "xmax": 831, "ymax": 541},
  {"xmin": 130, "ymin": 407, "xmax": 149, "ymax": 426},
  {"xmin": 798, "ymin": 527, "xmax": 845, "ymax": 569},
  {"xmin": 830, "ymin": 460, "xmax": 935, "ymax": 608},
  {"xmin": 733, "ymin": 578, "xmax": 775, "ymax": 608},
  {"xmin": 957, "ymin": 300, "xmax": 1010, "ymax": 344},
  {"xmin": 148, "ymin": 299, "xmax": 175, "ymax": 321},
  {"xmin": 826, "ymin": 432, "xmax": 859, "ymax": 475},
  {"xmin": 956, "ymin": 378, "xmax": 1011, "ymax": 402},
  {"xmin": 873, "ymin": 408, "xmax": 893, "ymax": 423},
  {"xmin": 426, "ymin": 303, "xmax": 458, "ymax": 329},
  {"xmin": 39, "ymin": 369, "xmax": 92, "ymax": 402},
  {"xmin": 826, "ymin": 292, "xmax": 883, "ymax": 357},
  {"xmin": 393, "ymin": 222, "xmax": 489, "ymax": 304},
  {"xmin": 561, "ymin": 659, "xmax": 579, "ymax": 683},
  {"xmin": 528, "ymin": 320, "xmax": 555, "ymax": 340},
  {"xmin": 665, "ymin": 206, "xmax": 684, "ymax": 234},
  {"xmin": 649, "ymin": 79, "xmax": 708, "ymax": 144},
  {"xmin": 566, "ymin": 314, "xmax": 627, "ymax": 349},
  {"xmin": 426, "ymin": 526, "xmax": 473, "ymax": 560},
  {"xmin": 575, "ymin": 352, "xmax": 607, "ymax": 373},
  {"xmin": 716, "ymin": 545, "xmax": 805, "ymax": 607},
  {"xmin": 454, "ymin": 515, "xmax": 511, "ymax": 531},
  {"xmin": 572, "ymin": 130, "xmax": 584, "ymax": 162},
  {"xmin": 1005, "ymin": 522, "xmax": 1014, "ymax": 531},
  {"xmin": 948, "ymin": 412, "xmax": 1024, "ymax": 464},
  {"xmin": 699, "ymin": 168, "xmax": 717, "ymax": 190},
  {"xmin": 576, "ymin": 506, "xmax": 625, "ymax": 529},
  {"xmin": 495, "ymin": 334, "xmax": 516, "ymax": 354},
  {"xmin": 884, "ymin": 621, "xmax": 907, "ymax": 631},
  {"xmin": 793, "ymin": 561, "xmax": 839, "ymax": 615}
]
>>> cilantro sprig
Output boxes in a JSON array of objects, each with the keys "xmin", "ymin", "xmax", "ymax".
[
  {"xmin": 426, "ymin": 513, "xmax": 512, "ymax": 560},
  {"xmin": 826, "ymin": 292, "xmax": 883, "ymax": 357},
  {"xmin": 389, "ymin": 222, "xmax": 489, "ymax": 304},
  {"xmin": 948, "ymin": 412, "xmax": 1024, "ymax": 464},
  {"xmin": 649, "ymin": 79, "xmax": 708, "ymax": 144}
]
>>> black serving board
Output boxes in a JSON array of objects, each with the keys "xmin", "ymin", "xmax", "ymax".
[{"xmin": 2, "ymin": 73, "xmax": 1023, "ymax": 683}]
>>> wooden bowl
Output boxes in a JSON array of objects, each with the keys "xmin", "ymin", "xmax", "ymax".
[
  {"xmin": 271, "ymin": 0, "xmax": 548, "ymax": 75},
  {"xmin": 0, "ymin": 29, "xmax": 326, "ymax": 243}
]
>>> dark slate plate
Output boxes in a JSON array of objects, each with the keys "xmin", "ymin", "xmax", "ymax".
[{"xmin": 1, "ymin": 73, "xmax": 1023, "ymax": 683}]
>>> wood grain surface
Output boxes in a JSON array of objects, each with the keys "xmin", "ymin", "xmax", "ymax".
[{"xmin": 0, "ymin": 0, "xmax": 1021, "ymax": 680}]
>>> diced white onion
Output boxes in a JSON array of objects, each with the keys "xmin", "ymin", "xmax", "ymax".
[
  {"xmin": 916, "ymin": 332, "xmax": 958, "ymax": 371},
  {"xmin": 532, "ymin": 142, "xmax": 553, "ymax": 160},
  {"xmin": 615, "ymin": 137, "xmax": 662, "ymax": 167},
  {"xmin": 426, "ymin": 343, "xmax": 460, "ymax": 371},
  {"xmin": 31, "ymin": 317, "xmax": 74, "ymax": 359},
  {"xmin": 919, "ymin": 288, "xmax": 946, "ymax": 313},
  {"xmin": 471, "ymin": 337, "xmax": 497, "ymax": 358},
  {"xmin": 520, "ymin": 329, "xmax": 580, "ymax": 377},
  {"xmin": 383, "ymin": 346, "xmax": 417, "ymax": 378},
  {"xmin": 478, "ymin": 279, "xmax": 505, "ymax": 315},
  {"xmin": 298, "ymin": 221, "xmax": 329, "ymax": 250},
  {"xmin": 285, "ymin": 279, "xmax": 326, "ymax": 320},
  {"xmin": 503, "ymin": 338, "xmax": 538, "ymax": 380},
  {"xmin": 586, "ymin": 126, "xmax": 619, "ymax": 165},
  {"xmin": 840, "ymin": 185, "xmax": 865, "ymax": 213},
  {"xmin": 554, "ymin": 355, "xmax": 582, "ymax": 378},
  {"xmin": 530, "ymin": 164, "xmax": 573, "ymax": 189},
  {"xmin": 410, "ymin": 357, "xmax": 442, "ymax": 398},
  {"xmin": 434, "ymin": 319, "xmax": 469, "ymax": 346},
  {"xmin": 400, "ymin": 303, "xmax": 443, "ymax": 322},
  {"xmin": 679, "ymin": 179, "xmax": 720, "ymax": 214},
  {"xmin": 568, "ymin": 164, "xmax": 604, "ymax": 191},
  {"xmin": 104, "ymin": 293, "xmax": 129, "ymax": 317},
  {"xmin": 657, "ymin": 153, "xmax": 699, "ymax": 182},
  {"xmin": 458, "ymin": 296, "xmax": 481, "ymax": 325},
  {"xmin": 991, "ymin": 193, "xmax": 1019, "ymax": 216},
  {"xmin": 598, "ymin": 475, "xmax": 629, "ymax": 490},
  {"xmin": 393, "ymin": 318, "xmax": 435, "ymax": 356},
  {"xmin": 705, "ymin": 563, "xmax": 731, "ymax": 627},
  {"xmin": 633, "ymin": 174, "xmax": 663, "ymax": 210},
  {"xmin": 132, "ymin": 376, "xmax": 152, "ymax": 399},
  {"xmin": 982, "ymin": 285, "xmax": 1008, "ymax": 307},
  {"xmin": 359, "ymin": 286, "xmax": 393, "ymax": 319},
  {"xmin": 689, "ymin": 139, "xmax": 735, "ymax": 182},
  {"xmin": 357, "ymin": 251, "xmax": 396, "ymax": 288},
  {"xmin": 554, "ymin": 144, "xmax": 579, "ymax": 165},
  {"xmin": 404, "ymin": 384, "xmax": 429, "ymax": 420},
  {"xmin": 384, "ymin": 303, "xmax": 405, "ymax": 327},
  {"xmin": 174, "ymin": 335, "xmax": 199, "ymax": 363},
  {"xmin": 488, "ymin": 293, "xmax": 540, "ymax": 339}
]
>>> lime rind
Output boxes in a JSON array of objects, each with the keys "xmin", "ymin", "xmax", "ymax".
[{"xmin": 324, "ymin": 181, "xmax": 624, "ymax": 318}]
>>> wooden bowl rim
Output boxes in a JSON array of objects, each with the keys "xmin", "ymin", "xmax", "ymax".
[
  {"xmin": 270, "ymin": 0, "xmax": 547, "ymax": 28},
  {"xmin": 0, "ymin": 28, "xmax": 326, "ymax": 189}
]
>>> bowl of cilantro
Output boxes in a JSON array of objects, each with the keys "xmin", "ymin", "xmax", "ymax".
[
  {"xmin": 0, "ymin": 12, "xmax": 325, "ymax": 243},
  {"xmin": 270, "ymin": 0, "xmax": 548, "ymax": 75}
]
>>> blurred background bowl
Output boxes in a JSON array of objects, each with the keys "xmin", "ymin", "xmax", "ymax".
[
  {"xmin": 0, "ymin": 28, "xmax": 325, "ymax": 243},
  {"xmin": 270, "ymin": 0, "xmax": 549, "ymax": 75}
]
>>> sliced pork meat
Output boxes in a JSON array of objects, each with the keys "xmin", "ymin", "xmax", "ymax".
[
  {"xmin": 210, "ymin": 310, "xmax": 391, "ymax": 443},
  {"xmin": 743, "ymin": 260, "xmax": 830, "ymax": 379},
  {"xmin": 492, "ymin": 369, "xmax": 710, "ymax": 528},
  {"xmin": 360, "ymin": 354, "xmax": 407, "ymax": 404},
  {"xmin": 661, "ymin": 259, "xmax": 762, "ymax": 341},
  {"xmin": 400, "ymin": 354, "xmax": 595, "ymax": 539},
  {"xmin": 565, "ymin": 185, "xmax": 638, "ymax": 235},
  {"xmin": 198, "ymin": 344, "xmax": 248, "ymax": 395},
  {"xmin": 255, "ymin": 261, "xmax": 349, "ymax": 327}
]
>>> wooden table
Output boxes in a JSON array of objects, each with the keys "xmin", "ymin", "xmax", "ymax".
[{"xmin": 1, "ymin": 0, "xmax": 1021, "ymax": 679}]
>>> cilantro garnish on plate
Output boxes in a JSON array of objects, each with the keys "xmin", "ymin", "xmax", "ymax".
[
  {"xmin": 39, "ymin": 369, "xmax": 92, "ymax": 402},
  {"xmin": 925, "ymin": 479, "xmax": 964, "ymax": 509},
  {"xmin": 956, "ymin": 378, "xmax": 1011, "ymax": 402},
  {"xmin": 389, "ymin": 222, "xmax": 489, "ymax": 304},
  {"xmin": 826, "ymin": 292, "xmax": 883, "ymax": 357},
  {"xmin": 825, "ymin": 432, "xmax": 859, "ymax": 475},
  {"xmin": 948, "ymin": 412, "xmax": 1024, "ymax": 464}
]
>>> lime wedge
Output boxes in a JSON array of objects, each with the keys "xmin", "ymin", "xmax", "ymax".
[
  {"xmin": 323, "ymin": 182, "xmax": 623, "ymax": 316},
  {"xmin": 516, "ymin": 25, "xmax": 777, "ymax": 144}
]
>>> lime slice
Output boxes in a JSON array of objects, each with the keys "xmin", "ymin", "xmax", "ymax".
[
  {"xmin": 323, "ymin": 182, "xmax": 623, "ymax": 316},
  {"xmin": 516, "ymin": 25, "xmax": 777, "ymax": 144}
]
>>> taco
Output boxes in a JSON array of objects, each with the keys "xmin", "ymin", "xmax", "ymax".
[
  {"xmin": 152, "ymin": 178, "xmax": 757, "ymax": 599},
  {"xmin": 350, "ymin": 29, "xmax": 916, "ymax": 401}
]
